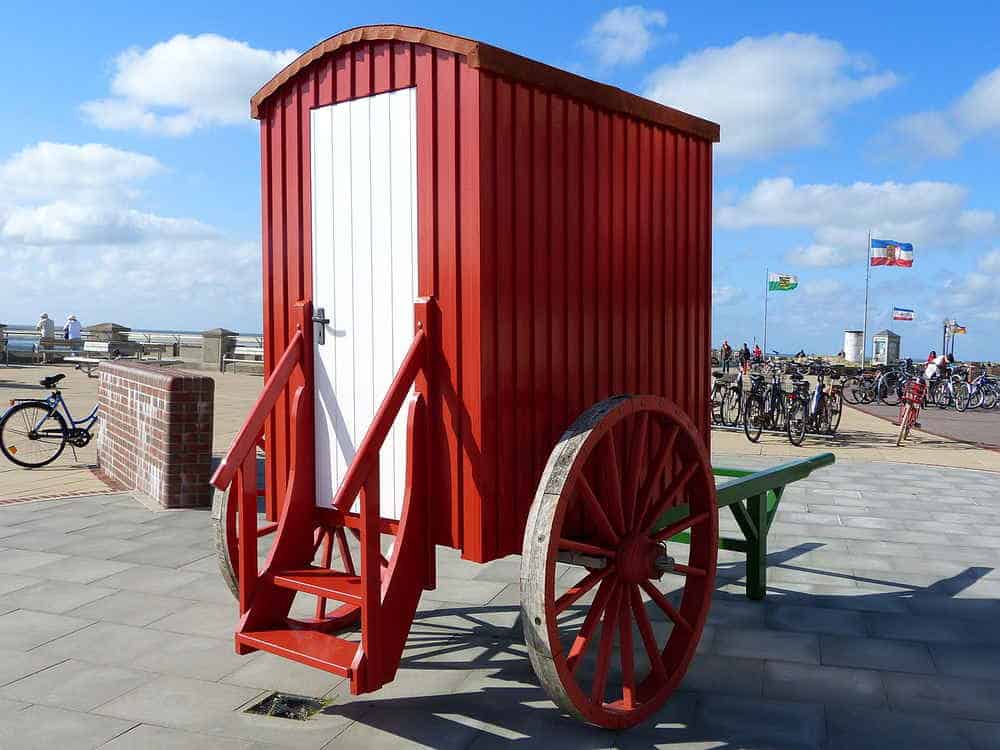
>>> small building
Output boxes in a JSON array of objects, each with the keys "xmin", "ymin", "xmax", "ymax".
[
  {"xmin": 843, "ymin": 330, "xmax": 863, "ymax": 364},
  {"xmin": 872, "ymin": 329, "xmax": 901, "ymax": 365}
]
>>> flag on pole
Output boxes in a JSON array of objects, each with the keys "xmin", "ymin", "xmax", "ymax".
[
  {"xmin": 870, "ymin": 238, "xmax": 914, "ymax": 267},
  {"xmin": 892, "ymin": 306, "xmax": 915, "ymax": 321},
  {"xmin": 951, "ymin": 323, "xmax": 967, "ymax": 334},
  {"xmin": 767, "ymin": 272, "xmax": 798, "ymax": 291}
]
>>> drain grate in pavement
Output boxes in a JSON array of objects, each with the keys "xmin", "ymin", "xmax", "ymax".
[{"xmin": 244, "ymin": 692, "xmax": 327, "ymax": 721}]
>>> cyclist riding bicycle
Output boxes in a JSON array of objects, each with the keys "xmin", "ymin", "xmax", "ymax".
[{"xmin": 924, "ymin": 352, "xmax": 954, "ymax": 382}]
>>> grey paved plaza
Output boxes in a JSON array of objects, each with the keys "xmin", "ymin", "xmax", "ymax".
[{"xmin": 0, "ymin": 455, "xmax": 999, "ymax": 749}]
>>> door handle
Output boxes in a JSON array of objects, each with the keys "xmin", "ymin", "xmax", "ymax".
[{"xmin": 313, "ymin": 307, "xmax": 330, "ymax": 345}]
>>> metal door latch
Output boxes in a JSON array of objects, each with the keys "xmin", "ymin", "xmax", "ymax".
[{"xmin": 312, "ymin": 308, "xmax": 330, "ymax": 345}]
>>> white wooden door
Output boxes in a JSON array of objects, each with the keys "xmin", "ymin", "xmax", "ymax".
[{"xmin": 310, "ymin": 87, "xmax": 418, "ymax": 519}]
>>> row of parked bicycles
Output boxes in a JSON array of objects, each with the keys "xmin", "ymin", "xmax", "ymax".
[
  {"xmin": 840, "ymin": 360, "xmax": 999, "ymax": 412},
  {"xmin": 710, "ymin": 363, "xmax": 843, "ymax": 446}
]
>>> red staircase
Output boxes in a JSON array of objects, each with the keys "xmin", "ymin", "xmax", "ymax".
[{"xmin": 211, "ymin": 299, "xmax": 436, "ymax": 694}]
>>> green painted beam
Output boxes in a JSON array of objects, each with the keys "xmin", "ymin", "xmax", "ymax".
[{"xmin": 715, "ymin": 453, "xmax": 835, "ymax": 509}]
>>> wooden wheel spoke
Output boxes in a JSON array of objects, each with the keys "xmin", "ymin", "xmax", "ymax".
[
  {"xmin": 635, "ymin": 426, "xmax": 678, "ymax": 529},
  {"xmin": 601, "ymin": 432, "xmax": 627, "ymax": 535},
  {"xmin": 567, "ymin": 579, "xmax": 617, "ymax": 672},
  {"xmin": 671, "ymin": 563, "xmax": 706, "ymax": 578},
  {"xmin": 618, "ymin": 589, "xmax": 636, "ymax": 709},
  {"xmin": 555, "ymin": 567, "xmax": 614, "ymax": 615},
  {"xmin": 640, "ymin": 581, "xmax": 691, "ymax": 632},
  {"xmin": 651, "ymin": 510, "xmax": 709, "ymax": 544},
  {"xmin": 642, "ymin": 462, "xmax": 698, "ymax": 533},
  {"xmin": 623, "ymin": 412, "xmax": 649, "ymax": 530},
  {"xmin": 575, "ymin": 475, "xmax": 621, "ymax": 545},
  {"xmin": 559, "ymin": 538, "xmax": 616, "ymax": 559},
  {"xmin": 590, "ymin": 586, "xmax": 622, "ymax": 704},
  {"xmin": 630, "ymin": 585, "xmax": 666, "ymax": 680}
]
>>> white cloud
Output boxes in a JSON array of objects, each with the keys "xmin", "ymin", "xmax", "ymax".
[
  {"xmin": 891, "ymin": 65, "xmax": 1000, "ymax": 159},
  {"xmin": 81, "ymin": 34, "xmax": 299, "ymax": 135},
  {"xmin": 981, "ymin": 249, "xmax": 1000, "ymax": 274},
  {"xmin": 717, "ymin": 177, "xmax": 997, "ymax": 252},
  {"xmin": 0, "ymin": 142, "xmax": 260, "ymax": 331},
  {"xmin": 644, "ymin": 33, "xmax": 896, "ymax": 157},
  {"xmin": 712, "ymin": 284, "xmax": 744, "ymax": 306},
  {"xmin": 0, "ymin": 142, "xmax": 162, "ymax": 203},
  {"xmin": 583, "ymin": 6, "xmax": 668, "ymax": 68},
  {"xmin": 785, "ymin": 244, "xmax": 852, "ymax": 268}
]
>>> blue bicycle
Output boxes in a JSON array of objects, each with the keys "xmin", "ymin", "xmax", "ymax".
[{"xmin": 0, "ymin": 373, "xmax": 99, "ymax": 468}]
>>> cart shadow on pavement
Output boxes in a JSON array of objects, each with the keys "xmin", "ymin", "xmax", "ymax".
[{"xmin": 312, "ymin": 541, "xmax": 997, "ymax": 748}]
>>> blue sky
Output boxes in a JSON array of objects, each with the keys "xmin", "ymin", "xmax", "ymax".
[{"xmin": 1, "ymin": 1, "xmax": 998, "ymax": 359}]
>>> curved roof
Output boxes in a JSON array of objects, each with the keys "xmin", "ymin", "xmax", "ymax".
[{"xmin": 251, "ymin": 25, "xmax": 720, "ymax": 143}]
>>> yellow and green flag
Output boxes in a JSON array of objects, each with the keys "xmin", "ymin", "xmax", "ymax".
[{"xmin": 768, "ymin": 272, "xmax": 798, "ymax": 292}]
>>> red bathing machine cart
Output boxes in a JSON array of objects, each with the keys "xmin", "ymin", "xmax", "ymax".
[{"xmin": 212, "ymin": 24, "xmax": 720, "ymax": 728}]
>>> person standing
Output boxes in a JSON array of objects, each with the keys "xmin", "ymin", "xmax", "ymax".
[
  {"xmin": 63, "ymin": 314, "xmax": 83, "ymax": 351},
  {"xmin": 753, "ymin": 343, "xmax": 762, "ymax": 363},
  {"xmin": 35, "ymin": 313, "xmax": 55, "ymax": 341},
  {"xmin": 720, "ymin": 340, "xmax": 733, "ymax": 373}
]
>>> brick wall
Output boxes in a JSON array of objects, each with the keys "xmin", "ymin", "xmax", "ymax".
[{"xmin": 97, "ymin": 362, "xmax": 215, "ymax": 508}]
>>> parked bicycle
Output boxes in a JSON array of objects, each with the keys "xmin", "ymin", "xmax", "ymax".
[
  {"xmin": 0, "ymin": 374, "xmax": 99, "ymax": 468},
  {"xmin": 896, "ymin": 378, "xmax": 926, "ymax": 446}
]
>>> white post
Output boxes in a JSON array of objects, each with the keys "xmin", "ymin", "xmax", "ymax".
[
  {"xmin": 763, "ymin": 267, "xmax": 769, "ymax": 359},
  {"xmin": 862, "ymin": 230, "xmax": 872, "ymax": 368}
]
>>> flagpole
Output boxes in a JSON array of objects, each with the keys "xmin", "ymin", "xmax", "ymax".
[
  {"xmin": 862, "ymin": 230, "xmax": 871, "ymax": 367},
  {"xmin": 763, "ymin": 267, "xmax": 769, "ymax": 359}
]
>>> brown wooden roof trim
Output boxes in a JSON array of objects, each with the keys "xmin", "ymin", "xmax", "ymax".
[{"xmin": 251, "ymin": 25, "xmax": 721, "ymax": 143}]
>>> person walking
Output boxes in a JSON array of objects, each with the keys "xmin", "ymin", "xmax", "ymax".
[
  {"xmin": 720, "ymin": 340, "xmax": 733, "ymax": 373},
  {"xmin": 739, "ymin": 343, "xmax": 751, "ymax": 374},
  {"xmin": 35, "ymin": 313, "xmax": 55, "ymax": 341},
  {"xmin": 752, "ymin": 343, "xmax": 762, "ymax": 363}
]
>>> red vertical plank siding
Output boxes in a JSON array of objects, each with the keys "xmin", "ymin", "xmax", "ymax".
[
  {"xmin": 458, "ymin": 62, "xmax": 484, "ymax": 560},
  {"xmin": 580, "ymin": 107, "xmax": 598, "ymax": 414},
  {"xmin": 650, "ymin": 132, "xmax": 664, "ymax": 397},
  {"xmin": 257, "ymin": 38, "xmax": 715, "ymax": 562}
]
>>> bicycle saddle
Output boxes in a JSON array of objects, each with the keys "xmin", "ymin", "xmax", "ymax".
[
  {"xmin": 750, "ymin": 373, "xmax": 765, "ymax": 382},
  {"xmin": 39, "ymin": 374, "xmax": 65, "ymax": 389},
  {"xmin": 712, "ymin": 370, "xmax": 723, "ymax": 378},
  {"xmin": 790, "ymin": 373, "xmax": 804, "ymax": 381}
]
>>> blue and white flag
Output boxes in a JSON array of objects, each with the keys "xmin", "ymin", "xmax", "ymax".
[{"xmin": 892, "ymin": 306, "xmax": 915, "ymax": 321}]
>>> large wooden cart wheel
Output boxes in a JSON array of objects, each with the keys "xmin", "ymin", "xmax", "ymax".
[{"xmin": 521, "ymin": 395, "xmax": 718, "ymax": 729}]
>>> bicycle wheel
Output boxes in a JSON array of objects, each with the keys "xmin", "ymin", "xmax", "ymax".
[
  {"xmin": 786, "ymin": 399, "xmax": 807, "ymax": 446},
  {"xmin": 722, "ymin": 389, "xmax": 742, "ymax": 427},
  {"xmin": 984, "ymin": 386, "xmax": 998, "ymax": 410},
  {"xmin": 896, "ymin": 404, "xmax": 913, "ymax": 446},
  {"xmin": 954, "ymin": 383, "xmax": 970, "ymax": 412},
  {"xmin": 744, "ymin": 396, "xmax": 765, "ymax": 443},
  {"xmin": 880, "ymin": 373, "xmax": 901, "ymax": 406},
  {"xmin": 841, "ymin": 377, "xmax": 860, "ymax": 405},
  {"xmin": 828, "ymin": 393, "xmax": 843, "ymax": 434},
  {"xmin": 0, "ymin": 402, "xmax": 68, "ymax": 468}
]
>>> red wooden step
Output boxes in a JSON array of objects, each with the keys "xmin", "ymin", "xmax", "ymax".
[
  {"xmin": 236, "ymin": 629, "xmax": 359, "ymax": 677},
  {"xmin": 272, "ymin": 568, "xmax": 363, "ymax": 604}
]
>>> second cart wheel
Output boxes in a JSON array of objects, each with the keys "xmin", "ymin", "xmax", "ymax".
[{"xmin": 521, "ymin": 395, "xmax": 718, "ymax": 729}]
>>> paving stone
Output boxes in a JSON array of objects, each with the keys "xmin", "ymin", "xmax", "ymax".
[
  {"xmin": 0, "ymin": 703, "xmax": 137, "ymax": 750},
  {"xmin": 929, "ymin": 643, "xmax": 1000, "ymax": 681},
  {"xmin": 0, "ymin": 572, "xmax": 43, "ymax": 596},
  {"xmin": 826, "ymin": 705, "xmax": 973, "ymax": 750},
  {"xmin": 130, "ymin": 632, "xmax": 259, "ymax": 681},
  {"xmin": 693, "ymin": 693, "xmax": 826, "ymax": 749},
  {"xmin": 422, "ymin": 576, "xmax": 507, "ymax": 605},
  {"xmin": 100, "ymin": 723, "xmax": 261, "ymax": 750},
  {"xmin": 90, "ymin": 564, "xmax": 205, "ymax": 594},
  {"xmin": 1, "ymin": 530, "xmax": 77, "ymax": 551},
  {"xmin": 0, "ymin": 609, "xmax": 92, "ymax": 650},
  {"xmin": 45, "ymin": 535, "xmax": 148, "ymax": 561},
  {"xmin": 67, "ymin": 589, "xmax": 197, "ymax": 627},
  {"xmin": 766, "ymin": 604, "xmax": 867, "ymax": 636},
  {"xmin": 959, "ymin": 719, "xmax": 1000, "ymax": 750},
  {"xmin": 146, "ymin": 602, "xmax": 239, "ymax": 639},
  {"xmin": 2, "ymin": 578, "xmax": 117, "ymax": 614},
  {"xmin": 0, "ymin": 647, "xmax": 66, "ymax": 687},
  {"xmin": 0, "ymin": 548, "xmax": 68, "ymax": 573},
  {"xmin": 32, "ymin": 621, "xmax": 168, "ymax": 665},
  {"xmin": 763, "ymin": 660, "xmax": 886, "ymax": 706},
  {"xmin": 25, "ymin": 555, "xmax": 136, "ymax": 584},
  {"xmin": 711, "ymin": 627, "xmax": 819, "ymax": 665},
  {"xmin": 679, "ymin": 654, "xmax": 763, "ymax": 697},
  {"xmin": 0, "ymin": 658, "xmax": 155, "ymax": 711},
  {"xmin": 111, "ymin": 544, "xmax": 214, "ymax": 569},
  {"xmin": 865, "ymin": 612, "xmax": 975, "ymax": 644},
  {"xmin": 221, "ymin": 652, "xmax": 345, "ymax": 697},
  {"xmin": 883, "ymin": 672, "xmax": 1000, "ymax": 721},
  {"xmin": 819, "ymin": 634, "xmax": 935, "ymax": 674},
  {"xmin": 333, "ymin": 706, "xmax": 485, "ymax": 749}
]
